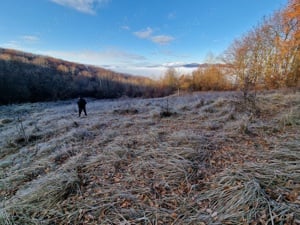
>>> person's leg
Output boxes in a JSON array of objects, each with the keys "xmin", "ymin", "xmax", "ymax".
[
  {"xmin": 83, "ymin": 107, "xmax": 87, "ymax": 116},
  {"xmin": 79, "ymin": 108, "xmax": 82, "ymax": 117}
]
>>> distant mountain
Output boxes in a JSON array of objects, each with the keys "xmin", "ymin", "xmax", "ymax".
[
  {"xmin": 182, "ymin": 63, "xmax": 201, "ymax": 68},
  {"xmin": 0, "ymin": 48, "xmax": 158, "ymax": 104},
  {"xmin": 169, "ymin": 62, "xmax": 231, "ymax": 69}
]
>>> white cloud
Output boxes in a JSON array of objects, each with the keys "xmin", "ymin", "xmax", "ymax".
[
  {"xmin": 21, "ymin": 35, "xmax": 39, "ymax": 43},
  {"xmin": 167, "ymin": 11, "xmax": 176, "ymax": 20},
  {"xmin": 115, "ymin": 63, "xmax": 198, "ymax": 79},
  {"xmin": 162, "ymin": 62, "xmax": 185, "ymax": 67},
  {"xmin": 121, "ymin": 25, "xmax": 130, "ymax": 31},
  {"xmin": 2, "ymin": 36, "xmax": 39, "ymax": 50},
  {"xmin": 2, "ymin": 41, "xmax": 20, "ymax": 49},
  {"xmin": 50, "ymin": 0, "xmax": 109, "ymax": 14},
  {"xmin": 100, "ymin": 48, "xmax": 146, "ymax": 61},
  {"xmin": 133, "ymin": 27, "xmax": 174, "ymax": 45},
  {"xmin": 133, "ymin": 27, "xmax": 153, "ymax": 39},
  {"xmin": 151, "ymin": 35, "xmax": 174, "ymax": 45}
]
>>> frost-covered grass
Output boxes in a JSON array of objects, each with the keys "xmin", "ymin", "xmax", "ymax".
[{"xmin": 0, "ymin": 91, "xmax": 299, "ymax": 224}]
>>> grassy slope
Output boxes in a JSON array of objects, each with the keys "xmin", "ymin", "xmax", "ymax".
[{"xmin": 0, "ymin": 91, "xmax": 299, "ymax": 224}]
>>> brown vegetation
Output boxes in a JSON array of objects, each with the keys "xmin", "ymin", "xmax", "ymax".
[
  {"xmin": 223, "ymin": 0, "xmax": 299, "ymax": 94},
  {"xmin": 0, "ymin": 90, "xmax": 299, "ymax": 224},
  {"xmin": 0, "ymin": 48, "xmax": 160, "ymax": 105},
  {"xmin": 159, "ymin": 1, "xmax": 299, "ymax": 96}
]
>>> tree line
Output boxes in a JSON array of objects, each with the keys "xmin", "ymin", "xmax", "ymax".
[
  {"xmin": 159, "ymin": 0, "xmax": 299, "ymax": 94},
  {"xmin": 224, "ymin": 0, "xmax": 299, "ymax": 94},
  {"xmin": 159, "ymin": 64, "xmax": 234, "ymax": 93},
  {"xmin": 0, "ymin": 48, "xmax": 163, "ymax": 105}
]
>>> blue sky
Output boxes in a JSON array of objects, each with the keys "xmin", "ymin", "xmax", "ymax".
[{"xmin": 0, "ymin": 0, "xmax": 287, "ymax": 78}]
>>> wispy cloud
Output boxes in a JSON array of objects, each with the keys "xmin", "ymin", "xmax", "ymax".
[
  {"xmin": 133, "ymin": 27, "xmax": 174, "ymax": 45},
  {"xmin": 50, "ymin": 0, "xmax": 109, "ymax": 14},
  {"xmin": 2, "ymin": 35, "xmax": 39, "ymax": 50},
  {"xmin": 121, "ymin": 25, "xmax": 130, "ymax": 31},
  {"xmin": 167, "ymin": 11, "xmax": 176, "ymax": 20},
  {"xmin": 133, "ymin": 27, "xmax": 153, "ymax": 39},
  {"xmin": 101, "ymin": 48, "xmax": 146, "ymax": 61},
  {"xmin": 151, "ymin": 35, "xmax": 174, "ymax": 45},
  {"xmin": 2, "ymin": 41, "xmax": 20, "ymax": 49},
  {"xmin": 21, "ymin": 35, "xmax": 39, "ymax": 43}
]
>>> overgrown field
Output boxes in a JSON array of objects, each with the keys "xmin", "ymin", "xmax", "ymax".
[{"xmin": 0, "ymin": 91, "xmax": 299, "ymax": 225}]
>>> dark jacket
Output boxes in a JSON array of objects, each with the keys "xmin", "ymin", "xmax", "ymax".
[{"xmin": 77, "ymin": 98, "xmax": 86, "ymax": 108}]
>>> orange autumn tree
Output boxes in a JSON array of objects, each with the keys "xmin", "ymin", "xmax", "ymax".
[
  {"xmin": 279, "ymin": 0, "xmax": 300, "ymax": 87},
  {"xmin": 285, "ymin": 0, "xmax": 300, "ymax": 38},
  {"xmin": 287, "ymin": 0, "xmax": 300, "ymax": 86},
  {"xmin": 223, "ymin": 23, "xmax": 272, "ymax": 97},
  {"xmin": 224, "ymin": 0, "xmax": 300, "ymax": 90},
  {"xmin": 192, "ymin": 64, "xmax": 230, "ymax": 91}
]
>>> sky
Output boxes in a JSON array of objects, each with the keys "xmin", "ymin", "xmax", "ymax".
[{"xmin": 0, "ymin": 0, "xmax": 287, "ymax": 78}]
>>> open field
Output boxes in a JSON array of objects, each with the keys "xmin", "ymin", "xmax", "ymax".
[{"xmin": 0, "ymin": 90, "xmax": 299, "ymax": 225}]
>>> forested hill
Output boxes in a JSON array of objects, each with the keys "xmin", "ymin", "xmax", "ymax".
[{"xmin": 0, "ymin": 48, "xmax": 158, "ymax": 105}]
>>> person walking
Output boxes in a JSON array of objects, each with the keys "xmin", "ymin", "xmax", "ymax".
[{"xmin": 77, "ymin": 97, "xmax": 87, "ymax": 117}]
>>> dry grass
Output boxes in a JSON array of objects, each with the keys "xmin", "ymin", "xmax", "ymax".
[
  {"xmin": 0, "ymin": 91, "xmax": 299, "ymax": 224},
  {"xmin": 196, "ymin": 142, "xmax": 299, "ymax": 224}
]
